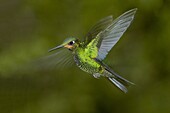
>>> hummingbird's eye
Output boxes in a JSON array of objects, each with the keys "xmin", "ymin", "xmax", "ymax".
[{"xmin": 69, "ymin": 41, "xmax": 75, "ymax": 45}]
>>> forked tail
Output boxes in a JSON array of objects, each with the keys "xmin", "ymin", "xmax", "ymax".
[
  {"xmin": 94, "ymin": 58, "xmax": 134, "ymax": 93},
  {"xmin": 105, "ymin": 68, "xmax": 134, "ymax": 93}
]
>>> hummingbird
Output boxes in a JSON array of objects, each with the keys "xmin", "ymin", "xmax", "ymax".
[{"xmin": 48, "ymin": 8, "xmax": 137, "ymax": 93}]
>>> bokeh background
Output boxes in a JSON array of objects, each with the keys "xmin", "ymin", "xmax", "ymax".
[{"xmin": 0, "ymin": 0, "xmax": 170, "ymax": 113}]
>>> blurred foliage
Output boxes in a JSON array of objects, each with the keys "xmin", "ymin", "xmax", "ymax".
[{"xmin": 0, "ymin": 0, "xmax": 170, "ymax": 113}]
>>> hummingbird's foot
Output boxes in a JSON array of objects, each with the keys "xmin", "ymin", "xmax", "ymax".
[{"xmin": 93, "ymin": 73, "xmax": 101, "ymax": 79}]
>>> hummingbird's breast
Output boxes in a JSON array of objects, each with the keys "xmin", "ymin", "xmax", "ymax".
[{"xmin": 73, "ymin": 48, "xmax": 102, "ymax": 74}]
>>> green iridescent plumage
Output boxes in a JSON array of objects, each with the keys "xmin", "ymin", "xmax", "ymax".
[{"xmin": 48, "ymin": 8, "xmax": 137, "ymax": 93}]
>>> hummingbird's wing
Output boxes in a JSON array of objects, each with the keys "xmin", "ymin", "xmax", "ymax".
[
  {"xmin": 96, "ymin": 8, "xmax": 137, "ymax": 60},
  {"xmin": 83, "ymin": 15, "xmax": 113, "ymax": 45},
  {"xmin": 33, "ymin": 49, "xmax": 75, "ymax": 70}
]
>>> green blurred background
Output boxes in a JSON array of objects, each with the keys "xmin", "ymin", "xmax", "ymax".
[{"xmin": 0, "ymin": 0, "xmax": 170, "ymax": 113}]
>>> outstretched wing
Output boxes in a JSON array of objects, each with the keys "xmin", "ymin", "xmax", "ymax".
[
  {"xmin": 96, "ymin": 8, "xmax": 137, "ymax": 60},
  {"xmin": 83, "ymin": 16, "xmax": 113, "ymax": 45},
  {"xmin": 32, "ymin": 49, "xmax": 75, "ymax": 71}
]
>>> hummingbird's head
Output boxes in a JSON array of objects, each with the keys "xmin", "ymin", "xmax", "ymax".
[{"xmin": 48, "ymin": 37, "xmax": 79, "ymax": 52}]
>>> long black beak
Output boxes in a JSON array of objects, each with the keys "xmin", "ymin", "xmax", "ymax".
[{"xmin": 48, "ymin": 45, "xmax": 63, "ymax": 52}]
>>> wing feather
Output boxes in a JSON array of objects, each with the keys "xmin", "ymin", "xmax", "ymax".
[
  {"xmin": 97, "ymin": 8, "xmax": 137, "ymax": 60},
  {"xmin": 84, "ymin": 16, "xmax": 113, "ymax": 45},
  {"xmin": 34, "ymin": 49, "xmax": 75, "ymax": 70}
]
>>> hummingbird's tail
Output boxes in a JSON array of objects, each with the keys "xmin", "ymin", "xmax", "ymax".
[
  {"xmin": 104, "ymin": 68, "xmax": 134, "ymax": 93},
  {"xmin": 94, "ymin": 58, "xmax": 134, "ymax": 93},
  {"xmin": 107, "ymin": 77, "xmax": 130, "ymax": 93}
]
